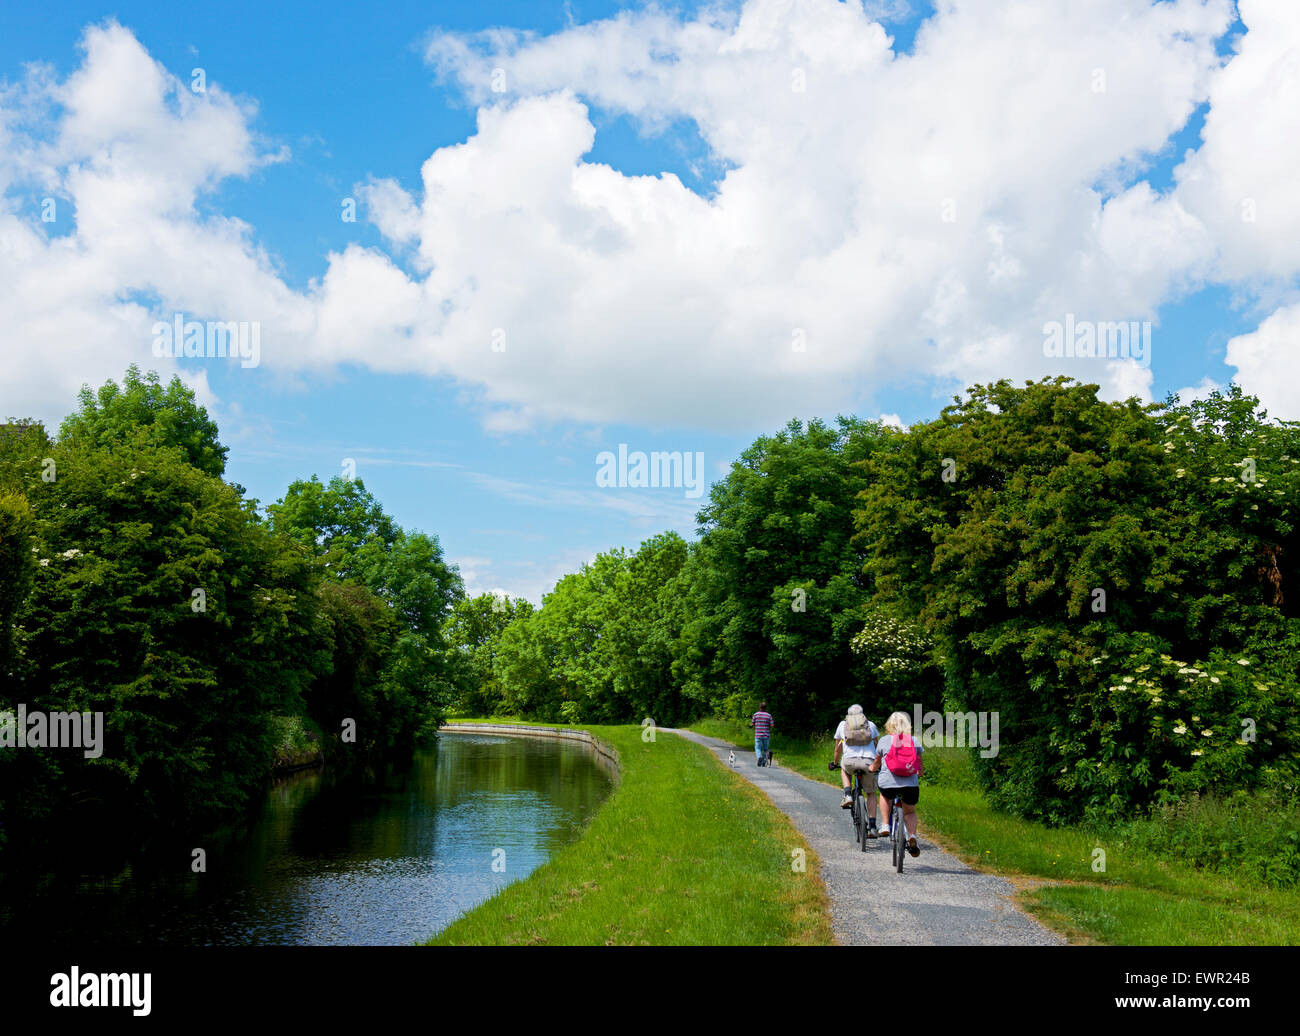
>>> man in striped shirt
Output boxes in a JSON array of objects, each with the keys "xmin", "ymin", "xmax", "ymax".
[{"xmin": 750, "ymin": 703, "xmax": 773, "ymax": 766}]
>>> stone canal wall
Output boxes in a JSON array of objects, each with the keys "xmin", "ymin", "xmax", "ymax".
[{"xmin": 438, "ymin": 723, "xmax": 621, "ymax": 781}]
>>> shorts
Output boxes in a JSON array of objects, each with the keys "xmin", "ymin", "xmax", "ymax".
[
  {"xmin": 842, "ymin": 759, "xmax": 877, "ymax": 793},
  {"xmin": 878, "ymin": 785, "xmax": 919, "ymax": 805}
]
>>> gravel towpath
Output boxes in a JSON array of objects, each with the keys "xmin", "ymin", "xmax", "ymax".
[{"xmin": 663, "ymin": 728, "xmax": 1067, "ymax": 946}]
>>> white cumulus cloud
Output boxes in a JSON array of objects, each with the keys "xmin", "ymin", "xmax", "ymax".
[{"xmin": 3, "ymin": 2, "xmax": 1299, "ymax": 431}]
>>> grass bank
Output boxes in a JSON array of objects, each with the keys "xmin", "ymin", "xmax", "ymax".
[
  {"xmin": 428, "ymin": 719, "xmax": 833, "ymax": 945},
  {"xmin": 688, "ymin": 716, "xmax": 1300, "ymax": 945}
]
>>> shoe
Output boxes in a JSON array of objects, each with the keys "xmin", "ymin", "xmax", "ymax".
[
  {"xmin": 840, "ymin": 793, "xmax": 852, "ymax": 808},
  {"xmin": 880, "ymin": 825, "xmax": 891, "ymax": 838},
  {"xmin": 907, "ymin": 836, "xmax": 920, "ymax": 858},
  {"xmin": 866, "ymin": 825, "xmax": 878, "ymax": 839}
]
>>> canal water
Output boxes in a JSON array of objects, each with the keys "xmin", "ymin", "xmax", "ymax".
[{"xmin": 2, "ymin": 732, "xmax": 614, "ymax": 946}]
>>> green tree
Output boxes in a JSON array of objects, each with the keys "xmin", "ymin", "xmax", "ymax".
[
  {"xmin": 443, "ymin": 592, "xmax": 534, "ymax": 716},
  {"xmin": 682, "ymin": 416, "xmax": 895, "ymax": 732},
  {"xmin": 267, "ymin": 475, "xmax": 399, "ymax": 576},
  {"xmin": 269, "ymin": 474, "xmax": 463, "ymax": 740},
  {"xmin": 0, "ymin": 490, "xmax": 34, "ymax": 683},
  {"xmin": 854, "ymin": 378, "xmax": 1299, "ymax": 821},
  {"xmin": 58, "ymin": 366, "xmax": 228, "ymax": 478},
  {"xmin": 12, "ymin": 432, "xmax": 325, "ymax": 849}
]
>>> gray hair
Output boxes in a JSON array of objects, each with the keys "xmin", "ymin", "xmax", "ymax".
[{"xmin": 847, "ymin": 704, "xmax": 864, "ymax": 715}]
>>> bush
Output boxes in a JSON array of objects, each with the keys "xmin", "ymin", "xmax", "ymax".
[{"xmin": 1122, "ymin": 784, "xmax": 1300, "ymax": 888}]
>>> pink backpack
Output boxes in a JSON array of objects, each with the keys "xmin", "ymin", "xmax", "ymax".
[{"xmin": 885, "ymin": 732, "xmax": 923, "ymax": 777}]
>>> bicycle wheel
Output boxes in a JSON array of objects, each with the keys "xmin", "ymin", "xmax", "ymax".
[
  {"xmin": 851, "ymin": 786, "xmax": 862, "ymax": 842},
  {"xmin": 895, "ymin": 803, "xmax": 905, "ymax": 873},
  {"xmin": 858, "ymin": 794, "xmax": 870, "ymax": 851}
]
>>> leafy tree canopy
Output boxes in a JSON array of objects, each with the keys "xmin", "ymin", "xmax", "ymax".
[{"xmin": 59, "ymin": 366, "xmax": 228, "ymax": 478}]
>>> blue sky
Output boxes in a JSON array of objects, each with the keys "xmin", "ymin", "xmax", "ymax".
[{"xmin": 2, "ymin": 1, "xmax": 1296, "ymax": 601}]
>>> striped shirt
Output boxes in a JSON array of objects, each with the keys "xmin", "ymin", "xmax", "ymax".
[{"xmin": 752, "ymin": 711, "xmax": 773, "ymax": 737}]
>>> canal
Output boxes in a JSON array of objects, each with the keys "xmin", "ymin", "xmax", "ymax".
[{"xmin": 2, "ymin": 731, "xmax": 614, "ymax": 946}]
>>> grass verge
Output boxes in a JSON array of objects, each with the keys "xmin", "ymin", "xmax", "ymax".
[
  {"xmin": 428, "ymin": 719, "xmax": 834, "ymax": 945},
  {"xmin": 687, "ymin": 716, "xmax": 1300, "ymax": 945}
]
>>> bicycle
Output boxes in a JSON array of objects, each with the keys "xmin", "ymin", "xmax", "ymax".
[
  {"xmin": 883, "ymin": 788, "xmax": 923, "ymax": 873},
  {"xmin": 832, "ymin": 761, "xmax": 875, "ymax": 851},
  {"xmin": 887, "ymin": 789, "xmax": 906, "ymax": 872}
]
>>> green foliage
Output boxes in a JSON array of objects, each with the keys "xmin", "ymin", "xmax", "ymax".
[
  {"xmin": 677, "ymin": 417, "xmax": 900, "ymax": 732},
  {"xmin": 854, "ymin": 377, "xmax": 1300, "ymax": 822},
  {"xmin": 58, "ymin": 366, "xmax": 228, "ymax": 478},
  {"xmin": 1, "ymin": 370, "xmax": 462, "ymax": 866},
  {"xmin": 13, "ymin": 361, "xmax": 1294, "ymax": 875},
  {"xmin": 0, "ymin": 489, "xmax": 34, "ymax": 680},
  {"xmin": 1122, "ymin": 784, "xmax": 1300, "ymax": 889},
  {"xmin": 267, "ymin": 475, "xmax": 399, "ymax": 575},
  {"xmin": 268, "ymin": 474, "xmax": 464, "ymax": 745},
  {"xmin": 487, "ymin": 533, "xmax": 693, "ymax": 724},
  {"xmin": 5, "ymin": 432, "xmax": 326, "ymax": 850},
  {"xmin": 268, "ymin": 713, "xmax": 324, "ymax": 770},
  {"xmin": 312, "ymin": 579, "xmax": 415, "ymax": 755},
  {"xmin": 0, "ymin": 420, "xmax": 54, "ymax": 495},
  {"xmin": 849, "ymin": 608, "xmax": 945, "ymax": 716},
  {"xmin": 443, "ymin": 592, "xmax": 535, "ymax": 716}
]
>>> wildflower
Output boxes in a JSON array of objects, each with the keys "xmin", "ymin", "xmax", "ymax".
[
  {"xmin": 1191, "ymin": 749, "xmax": 1203, "ymax": 757},
  {"xmin": 1173, "ymin": 724, "xmax": 1187, "ymax": 735},
  {"xmin": 1236, "ymin": 659, "xmax": 1250, "ymax": 667}
]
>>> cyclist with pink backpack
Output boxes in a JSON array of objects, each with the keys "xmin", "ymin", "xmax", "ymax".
[{"xmin": 870, "ymin": 710, "xmax": 924, "ymax": 858}]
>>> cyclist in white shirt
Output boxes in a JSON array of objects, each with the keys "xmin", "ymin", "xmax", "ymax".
[{"xmin": 829, "ymin": 704, "xmax": 880, "ymax": 838}]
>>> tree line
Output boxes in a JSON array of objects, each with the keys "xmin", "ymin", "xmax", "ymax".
[
  {"xmin": 1, "ymin": 367, "xmax": 461, "ymax": 863},
  {"xmin": 3, "ymin": 369, "xmax": 1296, "ymax": 860},
  {"xmin": 444, "ymin": 378, "xmax": 1299, "ymax": 824}
]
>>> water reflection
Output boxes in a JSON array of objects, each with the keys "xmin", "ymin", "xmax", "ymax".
[{"xmin": 1, "ymin": 732, "xmax": 613, "ymax": 946}]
